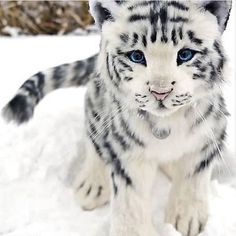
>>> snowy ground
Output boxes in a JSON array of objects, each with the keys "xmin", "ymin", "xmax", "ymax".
[{"xmin": 0, "ymin": 7, "xmax": 235, "ymax": 236}]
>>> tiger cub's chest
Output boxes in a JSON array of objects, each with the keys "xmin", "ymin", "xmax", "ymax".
[{"xmin": 138, "ymin": 113, "xmax": 204, "ymax": 163}]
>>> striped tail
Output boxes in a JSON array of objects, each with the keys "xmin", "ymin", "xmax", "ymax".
[{"xmin": 2, "ymin": 54, "xmax": 98, "ymax": 124}]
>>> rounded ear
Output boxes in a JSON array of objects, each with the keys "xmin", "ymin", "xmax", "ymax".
[
  {"xmin": 89, "ymin": 0, "xmax": 123, "ymax": 28},
  {"xmin": 199, "ymin": 0, "xmax": 232, "ymax": 33}
]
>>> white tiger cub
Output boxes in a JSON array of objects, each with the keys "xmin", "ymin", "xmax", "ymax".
[{"xmin": 2, "ymin": 1, "xmax": 232, "ymax": 236}]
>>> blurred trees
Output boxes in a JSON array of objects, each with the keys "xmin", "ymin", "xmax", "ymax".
[{"xmin": 0, "ymin": 1, "xmax": 94, "ymax": 36}]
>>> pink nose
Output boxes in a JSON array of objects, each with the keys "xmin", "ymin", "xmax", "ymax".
[{"xmin": 151, "ymin": 89, "xmax": 172, "ymax": 101}]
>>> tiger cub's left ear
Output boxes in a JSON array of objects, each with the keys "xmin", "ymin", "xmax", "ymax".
[
  {"xmin": 199, "ymin": 0, "xmax": 232, "ymax": 33},
  {"xmin": 89, "ymin": 0, "xmax": 123, "ymax": 29}
]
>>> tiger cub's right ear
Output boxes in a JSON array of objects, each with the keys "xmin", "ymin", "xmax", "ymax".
[{"xmin": 89, "ymin": 0, "xmax": 123, "ymax": 28}]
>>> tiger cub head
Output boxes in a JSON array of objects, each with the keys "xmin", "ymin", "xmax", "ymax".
[{"xmin": 89, "ymin": 0, "xmax": 232, "ymax": 117}]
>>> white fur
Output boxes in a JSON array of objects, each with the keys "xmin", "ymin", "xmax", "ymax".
[
  {"xmin": 74, "ymin": 141, "xmax": 110, "ymax": 210},
  {"xmin": 84, "ymin": 1, "xmax": 230, "ymax": 236}
]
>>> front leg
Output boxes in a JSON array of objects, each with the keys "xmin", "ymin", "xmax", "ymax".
[
  {"xmin": 165, "ymin": 156, "xmax": 212, "ymax": 236},
  {"xmin": 109, "ymin": 159, "xmax": 158, "ymax": 236}
]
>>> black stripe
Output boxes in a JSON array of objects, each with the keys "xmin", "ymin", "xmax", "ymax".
[
  {"xmin": 120, "ymin": 116, "xmax": 145, "ymax": 147},
  {"xmin": 194, "ymin": 151, "xmax": 216, "ymax": 174},
  {"xmin": 103, "ymin": 133, "xmax": 118, "ymax": 160},
  {"xmin": 52, "ymin": 64, "xmax": 68, "ymax": 88},
  {"xmin": 113, "ymin": 97, "xmax": 145, "ymax": 147},
  {"xmin": 116, "ymin": 48, "xmax": 126, "ymax": 56},
  {"xmin": 87, "ymin": 96, "xmax": 101, "ymax": 121},
  {"xmin": 115, "ymin": 0, "xmax": 125, "ymax": 5},
  {"xmin": 21, "ymin": 80, "xmax": 38, "ymax": 98},
  {"xmin": 142, "ymin": 35, "xmax": 147, "ymax": 47},
  {"xmin": 118, "ymin": 59, "xmax": 133, "ymax": 71},
  {"xmin": 111, "ymin": 172, "xmax": 118, "ymax": 195},
  {"xmin": 189, "ymin": 60, "xmax": 207, "ymax": 73},
  {"xmin": 72, "ymin": 54, "xmax": 97, "ymax": 86},
  {"xmin": 208, "ymin": 62, "xmax": 219, "ymax": 82},
  {"xmin": 160, "ymin": 7, "xmax": 168, "ymax": 24},
  {"xmin": 218, "ymin": 96, "xmax": 230, "ymax": 117},
  {"xmin": 170, "ymin": 17, "xmax": 188, "ymax": 23},
  {"xmin": 93, "ymin": 78, "xmax": 102, "ymax": 97},
  {"xmin": 120, "ymin": 33, "xmax": 129, "ymax": 43},
  {"xmin": 193, "ymin": 73, "xmax": 206, "ymax": 80},
  {"xmin": 72, "ymin": 61, "xmax": 85, "ymax": 85},
  {"xmin": 88, "ymin": 119, "xmax": 98, "ymax": 137},
  {"xmin": 193, "ymin": 104, "xmax": 214, "ymax": 127},
  {"xmin": 113, "ymin": 63, "xmax": 122, "ymax": 83},
  {"xmin": 112, "ymin": 158, "xmax": 133, "ymax": 187},
  {"xmin": 150, "ymin": 9, "xmax": 159, "ymax": 24},
  {"xmin": 194, "ymin": 141, "xmax": 224, "ymax": 174},
  {"xmin": 106, "ymin": 54, "xmax": 119, "ymax": 87},
  {"xmin": 187, "ymin": 31, "xmax": 203, "ymax": 45},
  {"xmin": 131, "ymin": 32, "xmax": 139, "ymax": 47},
  {"xmin": 213, "ymin": 40, "xmax": 225, "ymax": 72},
  {"xmin": 201, "ymin": 48, "xmax": 209, "ymax": 56},
  {"xmin": 87, "ymin": 131, "xmax": 103, "ymax": 158},
  {"xmin": 103, "ymin": 133, "xmax": 132, "ymax": 186},
  {"xmin": 111, "ymin": 121, "xmax": 130, "ymax": 151},
  {"xmin": 129, "ymin": 14, "xmax": 149, "ymax": 22},
  {"xmin": 160, "ymin": 7, "xmax": 168, "ymax": 43},
  {"xmin": 167, "ymin": 1, "xmax": 189, "ymax": 11},
  {"xmin": 151, "ymin": 28, "xmax": 157, "ymax": 43},
  {"xmin": 128, "ymin": 1, "xmax": 155, "ymax": 11},
  {"xmin": 171, "ymin": 28, "xmax": 178, "ymax": 46},
  {"xmin": 86, "ymin": 186, "xmax": 92, "ymax": 196},
  {"xmin": 149, "ymin": 9, "xmax": 158, "ymax": 43},
  {"xmin": 178, "ymin": 27, "xmax": 183, "ymax": 40},
  {"xmin": 124, "ymin": 76, "xmax": 133, "ymax": 81},
  {"xmin": 35, "ymin": 72, "xmax": 45, "ymax": 93},
  {"xmin": 111, "ymin": 56, "xmax": 122, "ymax": 84},
  {"xmin": 201, "ymin": 129, "xmax": 226, "ymax": 153},
  {"xmin": 96, "ymin": 186, "xmax": 103, "ymax": 198}
]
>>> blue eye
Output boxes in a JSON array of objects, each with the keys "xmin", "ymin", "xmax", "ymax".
[
  {"xmin": 127, "ymin": 50, "xmax": 146, "ymax": 65},
  {"xmin": 177, "ymin": 49, "xmax": 196, "ymax": 65}
]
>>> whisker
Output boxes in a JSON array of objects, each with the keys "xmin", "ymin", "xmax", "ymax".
[
  {"xmin": 194, "ymin": 107, "xmax": 232, "ymax": 177},
  {"xmin": 87, "ymin": 103, "xmax": 129, "ymax": 142}
]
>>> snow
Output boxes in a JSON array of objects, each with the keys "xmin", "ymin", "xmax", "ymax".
[{"xmin": 0, "ymin": 7, "xmax": 235, "ymax": 236}]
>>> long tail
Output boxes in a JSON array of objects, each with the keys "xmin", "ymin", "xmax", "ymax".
[{"xmin": 2, "ymin": 54, "xmax": 98, "ymax": 124}]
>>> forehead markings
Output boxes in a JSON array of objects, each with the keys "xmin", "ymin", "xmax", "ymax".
[
  {"xmin": 167, "ymin": 1, "xmax": 189, "ymax": 11},
  {"xmin": 127, "ymin": 1, "xmax": 158, "ymax": 11},
  {"xmin": 127, "ymin": 2, "xmax": 190, "ymax": 46},
  {"xmin": 142, "ymin": 35, "xmax": 147, "ymax": 48},
  {"xmin": 159, "ymin": 7, "xmax": 168, "ymax": 43},
  {"xmin": 127, "ymin": 1, "xmax": 189, "ymax": 12},
  {"xmin": 171, "ymin": 28, "xmax": 178, "ymax": 46},
  {"xmin": 118, "ymin": 32, "xmax": 141, "ymax": 49},
  {"xmin": 150, "ymin": 8, "xmax": 159, "ymax": 43},
  {"xmin": 120, "ymin": 33, "xmax": 129, "ymax": 43},
  {"xmin": 131, "ymin": 33, "xmax": 139, "ymax": 47},
  {"xmin": 178, "ymin": 27, "xmax": 183, "ymax": 40},
  {"xmin": 116, "ymin": 2, "xmax": 204, "ymax": 51},
  {"xmin": 187, "ymin": 31, "xmax": 203, "ymax": 46}
]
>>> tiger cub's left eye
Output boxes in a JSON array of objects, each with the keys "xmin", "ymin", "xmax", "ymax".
[
  {"xmin": 127, "ymin": 50, "xmax": 146, "ymax": 65},
  {"xmin": 177, "ymin": 48, "xmax": 196, "ymax": 65}
]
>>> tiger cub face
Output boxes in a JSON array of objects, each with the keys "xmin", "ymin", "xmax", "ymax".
[{"xmin": 90, "ymin": 0, "xmax": 231, "ymax": 117}]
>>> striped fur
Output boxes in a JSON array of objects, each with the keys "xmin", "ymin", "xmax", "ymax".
[
  {"xmin": 3, "ymin": 1, "xmax": 232, "ymax": 236},
  {"xmin": 3, "ymin": 54, "xmax": 98, "ymax": 123}
]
